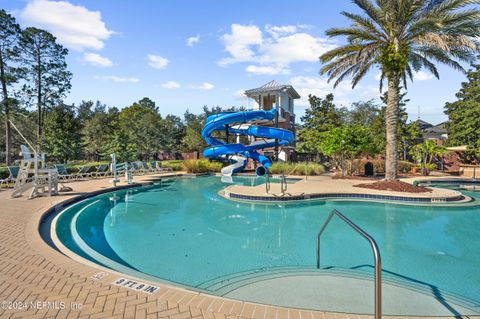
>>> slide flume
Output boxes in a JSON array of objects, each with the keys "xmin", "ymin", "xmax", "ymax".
[{"xmin": 201, "ymin": 109, "xmax": 294, "ymax": 176}]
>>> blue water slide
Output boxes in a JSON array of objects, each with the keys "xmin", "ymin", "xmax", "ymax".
[{"xmin": 201, "ymin": 109, "xmax": 294, "ymax": 176}]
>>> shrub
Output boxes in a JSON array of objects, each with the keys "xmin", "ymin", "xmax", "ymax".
[
  {"xmin": 161, "ymin": 161, "xmax": 183, "ymax": 171},
  {"xmin": 0, "ymin": 167, "xmax": 7, "ymax": 179},
  {"xmin": 372, "ymin": 160, "xmax": 385, "ymax": 174},
  {"xmin": 350, "ymin": 159, "xmax": 384, "ymax": 174},
  {"xmin": 269, "ymin": 162, "xmax": 325, "ymax": 176},
  {"xmin": 183, "ymin": 159, "xmax": 223, "ymax": 173},
  {"xmin": 351, "ymin": 159, "xmax": 415, "ymax": 175},
  {"xmin": 269, "ymin": 162, "xmax": 289, "ymax": 174},
  {"xmin": 350, "ymin": 159, "xmax": 364, "ymax": 174},
  {"xmin": 417, "ymin": 162, "xmax": 437, "ymax": 176},
  {"xmin": 398, "ymin": 161, "xmax": 415, "ymax": 174},
  {"xmin": 163, "ymin": 160, "xmax": 184, "ymax": 164}
]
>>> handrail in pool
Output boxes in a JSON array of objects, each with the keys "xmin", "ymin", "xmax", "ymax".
[
  {"xmin": 280, "ymin": 174, "xmax": 288, "ymax": 194},
  {"xmin": 316, "ymin": 209, "xmax": 382, "ymax": 319},
  {"xmin": 265, "ymin": 174, "xmax": 271, "ymax": 193}
]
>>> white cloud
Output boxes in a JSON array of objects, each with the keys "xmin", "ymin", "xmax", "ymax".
[
  {"xmin": 235, "ymin": 89, "xmax": 246, "ymax": 99},
  {"xmin": 265, "ymin": 25, "xmax": 298, "ymax": 38},
  {"xmin": 219, "ymin": 24, "xmax": 336, "ymax": 75},
  {"xmin": 190, "ymin": 82, "xmax": 215, "ymax": 90},
  {"xmin": 288, "ymin": 76, "xmax": 383, "ymax": 108},
  {"xmin": 414, "ymin": 71, "xmax": 434, "ymax": 81},
  {"xmin": 83, "ymin": 53, "xmax": 112, "ymax": 67},
  {"xmin": 161, "ymin": 81, "xmax": 180, "ymax": 89},
  {"xmin": 147, "ymin": 54, "xmax": 169, "ymax": 69},
  {"xmin": 186, "ymin": 34, "xmax": 200, "ymax": 46},
  {"xmin": 360, "ymin": 85, "xmax": 381, "ymax": 99},
  {"xmin": 20, "ymin": 0, "xmax": 113, "ymax": 51},
  {"xmin": 246, "ymin": 65, "xmax": 290, "ymax": 75},
  {"xmin": 219, "ymin": 24, "xmax": 263, "ymax": 65},
  {"xmin": 374, "ymin": 71, "xmax": 433, "ymax": 82},
  {"xmin": 289, "ymin": 76, "xmax": 355, "ymax": 108},
  {"xmin": 93, "ymin": 75, "xmax": 139, "ymax": 83},
  {"xmin": 260, "ymin": 33, "xmax": 335, "ymax": 65}
]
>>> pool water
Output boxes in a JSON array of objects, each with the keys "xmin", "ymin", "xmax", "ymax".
[{"xmin": 55, "ymin": 176, "xmax": 480, "ymax": 315}]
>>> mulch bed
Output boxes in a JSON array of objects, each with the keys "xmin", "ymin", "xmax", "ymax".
[
  {"xmin": 354, "ymin": 180, "xmax": 432, "ymax": 193},
  {"xmin": 332, "ymin": 175, "xmax": 379, "ymax": 180}
]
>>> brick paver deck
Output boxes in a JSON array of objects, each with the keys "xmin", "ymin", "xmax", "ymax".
[{"xmin": 0, "ymin": 173, "xmax": 475, "ymax": 319}]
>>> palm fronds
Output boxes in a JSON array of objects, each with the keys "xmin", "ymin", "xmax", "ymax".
[{"xmin": 319, "ymin": 0, "xmax": 480, "ymax": 88}]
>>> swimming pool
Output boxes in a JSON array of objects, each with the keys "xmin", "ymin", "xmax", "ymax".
[{"xmin": 53, "ymin": 176, "xmax": 480, "ymax": 316}]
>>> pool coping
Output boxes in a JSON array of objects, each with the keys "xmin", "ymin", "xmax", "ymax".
[
  {"xmin": 1, "ymin": 173, "xmax": 477, "ymax": 319},
  {"xmin": 223, "ymin": 189, "xmax": 467, "ymax": 204}
]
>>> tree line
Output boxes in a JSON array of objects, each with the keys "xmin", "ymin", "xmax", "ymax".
[
  {"xmin": 319, "ymin": 0, "xmax": 480, "ymax": 181},
  {"xmin": 298, "ymin": 58, "xmax": 480, "ymax": 173},
  {"xmin": 297, "ymin": 91, "xmax": 423, "ymax": 174},
  {"xmin": 445, "ymin": 61, "xmax": 480, "ymax": 162},
  {"xmin": 0, "ymin": 9, "xmax": 71, "ymax": 165},
  {"xmin": 0, "ymin": 95, "xmax": 247, "ymax": 163},
  {"xmin": 0, "ymin": 9, "xmax": 241, "ymax": 164}
]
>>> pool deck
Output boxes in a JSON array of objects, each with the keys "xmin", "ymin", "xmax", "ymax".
[
  {"xmin": 224, "ymin": 175, "xmax": 467, "ymax": 204},
  {"xmin": 0, "ymin": 173, "xmax": 476, "ymax": 319}
]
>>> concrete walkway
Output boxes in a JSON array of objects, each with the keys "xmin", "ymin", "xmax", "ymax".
[{"xmin": 0, "ymin": 173, "xmax": 475, "ymax": 319}]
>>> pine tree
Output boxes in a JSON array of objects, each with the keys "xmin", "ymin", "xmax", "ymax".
[
  {"xmin": 445, "ymin": 62, "xmax": 480, "ymax": 161},
  {"xmin": 0, "ymin": 10, "xmax": 22, "ymax": 164},
  {"xmin": 18, "ymin": 27, "xmax": 72, "ymax": 144}
]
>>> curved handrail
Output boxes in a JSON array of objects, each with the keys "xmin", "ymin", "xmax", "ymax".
[{"xmin": 316, "ymin": 209, "xmax": 382, "ymax": 319}]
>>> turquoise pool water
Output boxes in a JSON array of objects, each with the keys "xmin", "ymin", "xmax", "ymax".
[{"xmin": 54, "ymin": 176, "xmax": 480, "ymax": 315}]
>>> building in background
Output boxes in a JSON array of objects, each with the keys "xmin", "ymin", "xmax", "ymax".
[{"xmin": 418, "ymin": 121, "xmax": 448, "ymax": 143}]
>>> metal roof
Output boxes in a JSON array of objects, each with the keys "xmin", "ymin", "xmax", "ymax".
[
  {"xmin": 244, "ymin": 80, "xmax": 300, "ymax": 99},
  {"xmin": 415, "ymin": 119, "xmax": 433, "ymax": 130}
]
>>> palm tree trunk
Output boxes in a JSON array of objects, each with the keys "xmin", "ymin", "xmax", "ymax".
[{"xmin": 385, "ymin": 74, "xmax": 399, "ymax": 181}]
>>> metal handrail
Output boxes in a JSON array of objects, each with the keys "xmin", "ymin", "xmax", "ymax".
[
  {"xmin": 280, "ymin": 174, "xmax": 287, "ymax": 194},
  {"xmin": 265, "ymin": 174, "xmax": 271, "ymax": 193},
  {"xmin": 316, "ymin": 209, "xmax": 382, "ymax": 319}
]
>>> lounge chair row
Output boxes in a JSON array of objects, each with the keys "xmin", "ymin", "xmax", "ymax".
[{"xmin": 0, "ymin": 161, "xmax": 174, "ymax": 187}]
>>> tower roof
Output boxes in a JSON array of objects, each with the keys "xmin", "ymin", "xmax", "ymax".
[{"xmin": 245, "ymin": 80, "xmax": 300, "ymax": 99}]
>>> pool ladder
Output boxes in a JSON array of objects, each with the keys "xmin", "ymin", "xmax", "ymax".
[
  {"xmin": 265, "ymin": 174, "xmax": 271, "ymax": 193},
  {"xmin": 316, "ymin": 209, "xmax": 382, "ymax": 319},
  {"xmin": 265, "ymin": 174, "xmax": 288, "ymax": 194},
  {"xmin": 280, "ymin": 174, "xmax": 287, "ymax": 194}
]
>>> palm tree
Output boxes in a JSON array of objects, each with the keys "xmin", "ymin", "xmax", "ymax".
[{"xmin": 320, "ymin": 0, "xmax": 480, "ymax": 181}]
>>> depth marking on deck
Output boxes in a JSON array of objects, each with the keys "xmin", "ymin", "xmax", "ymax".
[
  {"xmin": 92, "ymin": 272, "xmax": 109, "ymax": 280},
  {"xmin": 112, "ymin": 277, "xmax": 160, "ymax": 294}
]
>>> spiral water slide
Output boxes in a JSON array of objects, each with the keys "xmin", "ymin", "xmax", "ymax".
[{"xmin": 201, "ymin": 109, "xmax": 294, "ymax": 176}]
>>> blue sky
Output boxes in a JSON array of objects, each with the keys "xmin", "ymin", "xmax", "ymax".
[{"xmin": 2, "ymin": 0, "xmax": 471, "ymax": 124}]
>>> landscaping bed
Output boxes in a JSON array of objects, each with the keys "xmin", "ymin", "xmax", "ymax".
[
  {"xmin": 354, "ymin": 180, "xmax": 432, "ymax": 193},
  {"xmin": 332, "ymin": 175, "xmax": 379, "ymax": 180}
]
